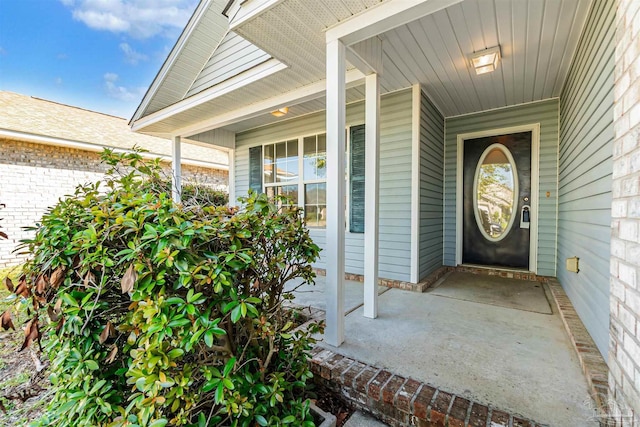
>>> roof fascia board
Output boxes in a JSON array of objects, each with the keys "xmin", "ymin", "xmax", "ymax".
[
  {"xmin": 177, "ymin": 68, "xmax": 366, "ymax": 138},
  {"xmin": 325, "ymin": 0, "xmax": 463, "ymax": 46},
  {"xmin": 229, "ymin": 0, "xmax": 284, "ymax": 31},
  {"xmin": 132, "ymin": 59, "xmax": 287, "ymax": 133},
  {"xmin": 130, "ymin": 0, "xmax": 214, "ymax": 124},
  {"xmin": 0, "ymin": 128, "xmax": 228, "ymax": 170}
]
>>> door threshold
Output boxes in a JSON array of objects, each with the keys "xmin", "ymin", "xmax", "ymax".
[
  {"xmin": 456, "ymin": 264, "xmax": 543, "ymax": 282},
  {"xmin": 458, "ymin": 264, "xmax": 535, "ymax": 274}
]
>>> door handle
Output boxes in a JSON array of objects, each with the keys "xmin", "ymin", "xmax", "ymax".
[{"xmin": 520, "ymin": 205, "xmax": 530, "ymax": 229}]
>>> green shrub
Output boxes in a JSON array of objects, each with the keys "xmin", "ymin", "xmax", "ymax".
[{"xmin": 2, "ymin": 150, "xmax": 322, "ymax": 427}]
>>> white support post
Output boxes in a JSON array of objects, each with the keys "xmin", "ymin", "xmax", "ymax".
[
  {"xmin": 325, "ymin": 39, "xmax": 346, "ymax": 347},
  {"xmin": 172, "ymin": 136, "xmax": 182, "ymax": 204},
  {"xmin": 363, "ymin": 73, "xmax": 380, "ymax": 319},
  {"xmin": 228, "ymin": 148, "xmax": 236, "ymax": 206}
]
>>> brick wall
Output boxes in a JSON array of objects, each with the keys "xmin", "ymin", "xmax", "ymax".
[
  {"xmin": 0, "ymin": 139, "xmax": 228, "ymax": 267},
  {"xmin": 610, "ymin": 1, "xmax": 640, "ymax": 425}
]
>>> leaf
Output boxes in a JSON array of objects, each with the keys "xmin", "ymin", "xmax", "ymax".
[
  {"xmin": 49, "ymin": 267, "xmax": 66, "ymax": 289},
  {"xmin": 83, "ymin": 271, "xmax": 96, "ymax": 287},
  {"xmin": 121, "ymin": 264, "xmax": 137, "ymax": 294},
  {"xmin": 99, "ymin": 321, "xmax": 114, "ymax": 344},
  {"xmin": 255, "ymin": 415, "xmax": 268, "ymax": 426},
  {"xmin": 0, "ymin": 310, "xmax": 14, "ymax": 330},
  {"xmin": 47, "ymin": 305, "xmax": 60, "ymax": 322},
  {"xmin": 223, "ymin": 357, "xmax": 236, "ymax": 377},
  {"xmin": 4, "ymin": 277, "xmax": 13, "ymax": 292},
  {"xmin": 231, "ymin": 305, "xmax": 242, "ymax": 323},
  {"xmin": 204, "ymin": 331, "xmax": 214, "ymax": 347},
  {"xmin": 35, "ymin": 275, "xmax": 47, "ymax": 295},
  {"xmin": 282, "ymin": 415, "xmax": 296, "ymax": 424},
  {"xmin": 20, "ymin": 318, "xmax": 40, "ymax": 351},
  {"xmin": 105, "ymin": 345, "xmax": 118, "ymax": 364},
  {"xmin": 167, "ymin": 348, "xmax": 184, "ymax": 359},
  {"xmin": 85, "ymin": 360, "xmax": 99, "ymax": 370},
  {"xmin": 149, "ymin": 419, "xmax": 168, "ymax": 427},
  {"xmin": 14, "ymin": 280, "xmax": 30, "ymax": 298}
]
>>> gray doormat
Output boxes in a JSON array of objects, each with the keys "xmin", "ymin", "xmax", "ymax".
[{"xmin": 427, "ymin": 272, "xmax": 552, "ymax": 314}]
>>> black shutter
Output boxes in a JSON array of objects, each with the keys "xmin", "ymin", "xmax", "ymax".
[
  {"xmin": 349, "ymin": 125, "xmax": 365, "ymax": 233},
  {"xmin": 249, "ymin": 146, "xmax": 263, "ymax": 193}
]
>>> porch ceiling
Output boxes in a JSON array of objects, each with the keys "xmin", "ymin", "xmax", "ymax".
[
  {"xmin": 133, "ymin": 0, "xmax": 593, "ymax": 138},
  {"xmin": 235, "ymin": 0, "xmax": 592, "ymax": 119}
]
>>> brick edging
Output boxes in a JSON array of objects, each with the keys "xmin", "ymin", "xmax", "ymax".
[
  {"xmin": 546, "ymin": 279, "xmax": 610, "ymax": 414},
  {"xmin": 308, "ymin": 346, "xmax": 547, "ymax": 427},
  {"xmin": 313, "ymin": 266, "xmax": 452, "ymax": 292}
]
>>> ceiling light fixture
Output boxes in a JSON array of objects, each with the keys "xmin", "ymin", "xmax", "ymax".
[
  {"xmin": 271, "ymin": 107, "xmax": 289, "ymax": 117},
  {"xmin": 469, "ymin": 46, "xmax": 501, "ymax": 75}
]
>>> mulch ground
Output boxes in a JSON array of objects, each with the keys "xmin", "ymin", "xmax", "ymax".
[{"xmin": 314, "ymin": 384, "xmax": 355, "ymax": 427}]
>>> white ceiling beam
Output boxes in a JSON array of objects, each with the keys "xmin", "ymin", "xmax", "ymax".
[
  {"xmin": 175, "ymin": 68, "xmax": 366, "ymax": 138},
  {"xmin": 325, "ymin": 0, "xmax": 463, "ymax": 46},
  {"xmin": 347, "ymin": 37, "xmax": 383, "ymax": 75}
]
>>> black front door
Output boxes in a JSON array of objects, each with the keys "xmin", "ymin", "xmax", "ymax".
[{"xmin": 462, "ymin": 132, "xmax": 531, "ymax": 269}]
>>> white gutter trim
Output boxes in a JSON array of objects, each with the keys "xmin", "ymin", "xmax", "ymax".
[
  {"xmin": 0, "ymin": 128, "xmax": 229, "ymax": 171},
  {"xmin": 173, "ymin": 68, "xmax": 366, "ymax": 138},
  {"xmin": 130, "ymin": 0, "xmax": 214, "ymax": 124},
  {"xmin": 132, "ymin": 59, "xmax": 287, "ymax": 133}
]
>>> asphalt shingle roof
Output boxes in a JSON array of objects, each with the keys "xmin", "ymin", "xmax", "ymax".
[{"xmin": 0, "ymin": 91, "xmax": 228, "ymax": 168}]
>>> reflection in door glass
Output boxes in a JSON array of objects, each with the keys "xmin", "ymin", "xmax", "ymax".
[{"xmin": 475, "ymin": 146, "xmax": 516, "ymax": 240}]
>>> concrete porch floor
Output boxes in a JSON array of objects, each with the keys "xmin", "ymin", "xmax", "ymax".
[{"xmin": 287, "ymin": 275, "xmax": 597, "ymax": 426}]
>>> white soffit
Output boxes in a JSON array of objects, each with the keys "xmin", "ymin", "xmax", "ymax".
[
  {"xmin": 236, "ymin": 0, "xmax": 592, "ymax": 118},
  {"xmin": 135, "ymin": 0, "xmax": 593, "ymax": 136}
]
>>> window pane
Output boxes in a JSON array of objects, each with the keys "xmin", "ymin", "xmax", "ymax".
[
  {"xmin": 303, "ymin": 136, "xmax": 316, "ymax": 155},
  {"xmin": 279, "ymin": 184, "xmax": 298, "ymax": 202},
  {"xmin": 317, "ymin": 134, "xmax": 326, "ymax": 153},
  {"xmin": 287, "ymin": 139, "xmax": 298, "ymax": 159},
  {"xmin": 303, "ymin": 136, "xmax": 316, "ymax": 180},
  {"xmin": 304, "ymin": 183, "xmax": 326, "ymax": 228}
]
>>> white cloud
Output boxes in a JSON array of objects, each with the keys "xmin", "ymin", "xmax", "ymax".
[
  {"xmin": 55, "ymin": 77, "xmax": 64, "ymax": 86},
  {"xmin": 57, "ymin": 53, "xmax": 69, "ymax": 60},
  {"xmin": 0, "ymin": 47, "xmax": 6, "ymax": 55},
  {"xmin": 119, "ymin": 42, "xmax": 148, "ymax": 65},
  {"xmin": 61, "ymin": 0, "xmax": 198, "ymax": 39},
  {"xmin": 103, "ymin": 72, "xmax": 145, "ymax": 102}
]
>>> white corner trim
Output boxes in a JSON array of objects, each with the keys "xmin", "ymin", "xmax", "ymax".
[
  {"xmin": 0, "ymin": 128, "xmax": 229, "ymax": 171},
  {"xmin": 455, "ymin": 123, "xmax": 540, "ymax": 273},
  {"xmin": 410, "ymin": 84, "xmax": 421, "ymax": 283},
  {"xmin": 132, "ymin": 59, "xmax": 287, "ymax": 133},
  {"xmin": 325, "ymin": 0, "xmax": 463, "ymax": 46}
]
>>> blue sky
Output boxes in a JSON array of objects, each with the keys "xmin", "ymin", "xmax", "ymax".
[{"xmin": 0, "ymin": 0, "xmax": 199, "ymax": 119}]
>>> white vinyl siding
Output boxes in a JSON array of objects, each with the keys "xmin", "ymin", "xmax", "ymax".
[
  {"xmin": 187, "ymin": 32, "xmax": 272, "ymax": 97},
  {"xmin": 419, "ymin": 90, "xmax": 445, "ymax": 280},
  {"xmin": 558, "ymin": 0, "xmax": 614, "ymax": 358},
  {"xmin": 235, "ymin": 89, "xmax": 413, "ymax": 282},
  {"xmin": 443, "ymin": 99, "xmax": 560, "ymax": 276}
]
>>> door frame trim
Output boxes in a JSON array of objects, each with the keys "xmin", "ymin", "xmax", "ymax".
[{"xmin": 455, "ymin": 123, "xmax": 540, "ymax": 273}]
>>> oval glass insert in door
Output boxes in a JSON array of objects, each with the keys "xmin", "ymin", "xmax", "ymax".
[{"xmin": 473, "ymin": 143, "xmax": 518, "ymax": 241}]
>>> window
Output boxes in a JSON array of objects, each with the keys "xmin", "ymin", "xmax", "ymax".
[
  {"xmin": 249, "ymin": 126, "xmax": 364, "ymax": 231},
  {"xmin": 264, "ymin": 140, "xmax": 298, "ymax": 211},
  {"xmin": 303, "ymin": 134, "xmax": 326, "ymax": 227}
]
